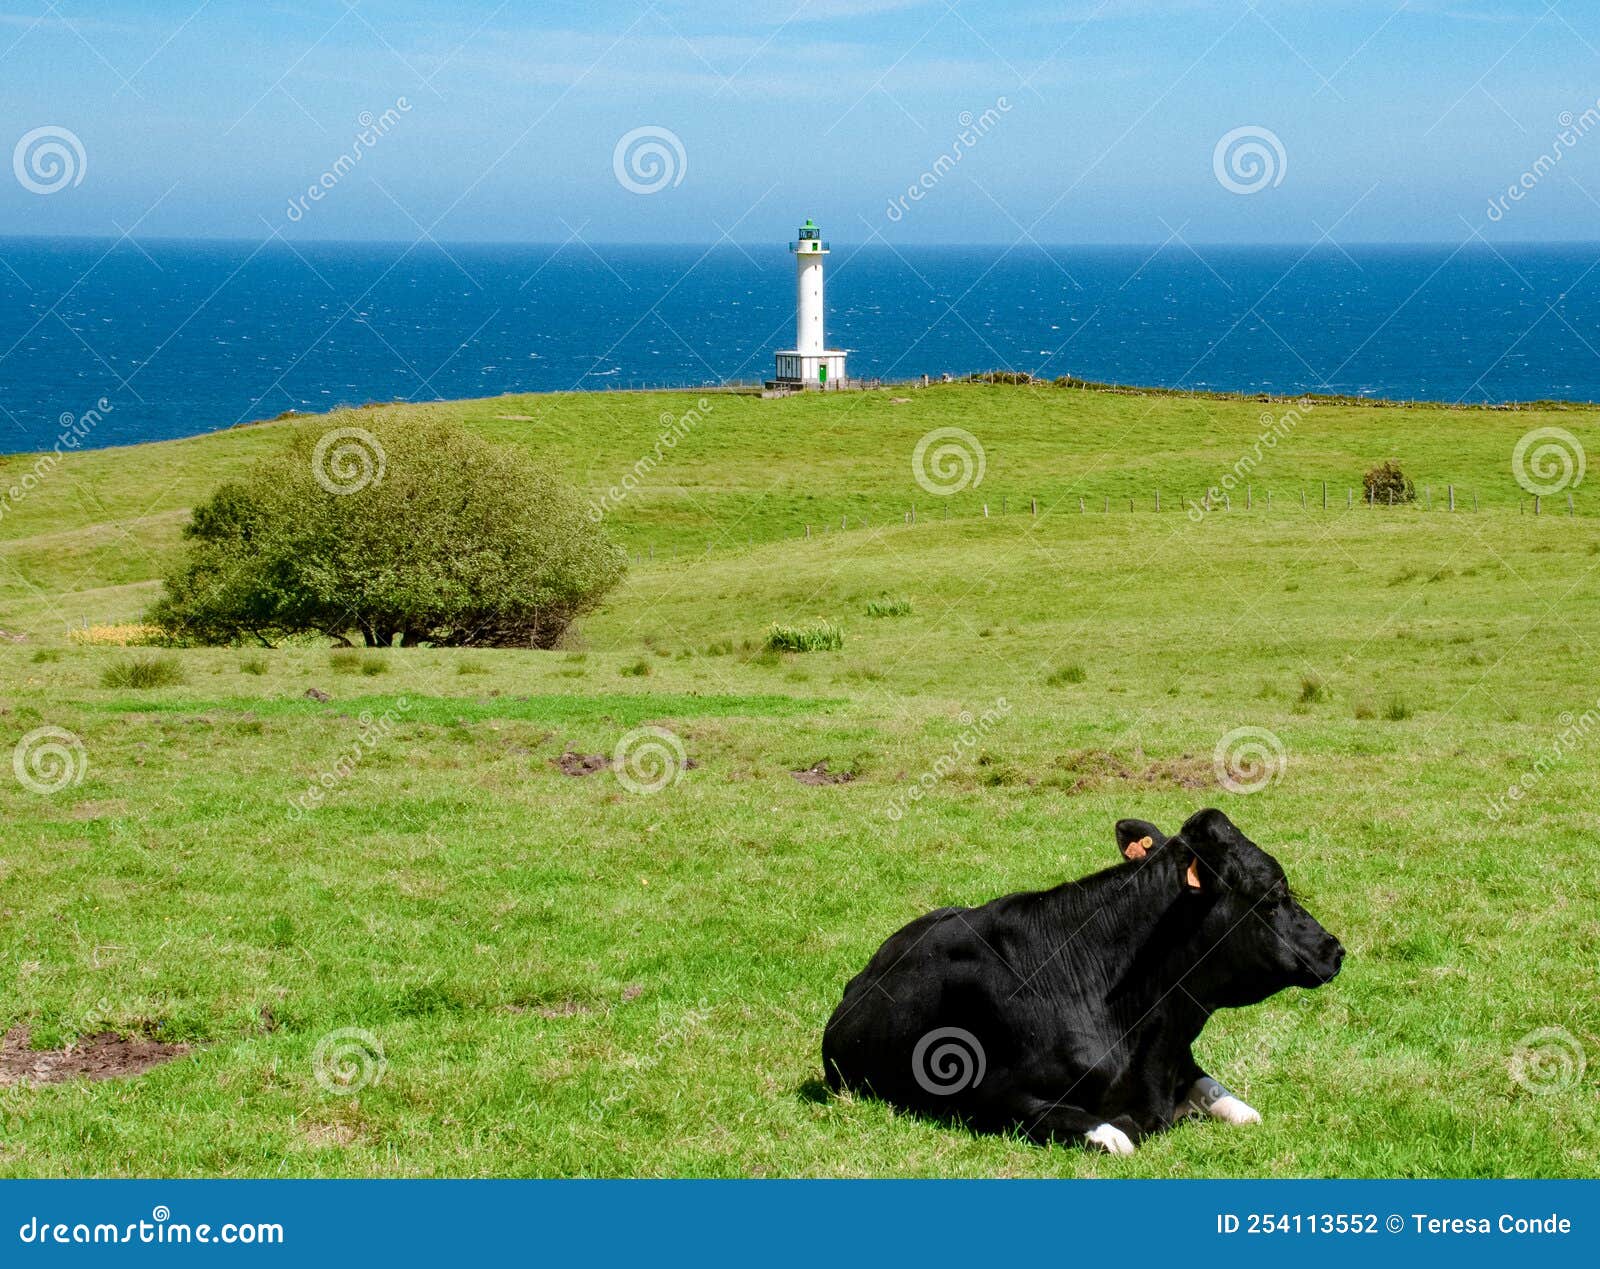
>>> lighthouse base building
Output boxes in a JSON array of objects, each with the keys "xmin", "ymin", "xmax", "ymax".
[
  {"xmin": 772, "ymin": 350, "xmax": 847, "ymax": 388},
  {"xmin": 770, "ymin": 218, "xmax": 848, "ymax": 391}
]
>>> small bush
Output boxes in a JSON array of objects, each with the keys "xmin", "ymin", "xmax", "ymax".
[
  {"xmin": 1363, "ymin": 460, "xmax": 1415, "ymax": 505},
  {"xmin": 456, "ymin": 661, "xmax": 489, "ymax": 676},
  {"xmin": 1298, "ymin": 675, "xmax": 1328, "ymax": 704},
  {"xmin": 240, "ymin": 656, "xmax": 269, "ymax": 676},
  {"xmin": 331, "ymin": 650, "xmax": 386, "ymax": 676},
  {"xmin": 101, "ymin": 656, "xmax": 185, "ymax": 689},
  {"xmin": 865, "ymin": 596, "xmax": 913, "ymax": 618},
  {"xmin": 1046, "ymin": 664, "xmax": 1087, "ymax": 686},
  {"xmin": 1384, "ymin": 696, "xmax": 1413, "ymax": 721},
  {"xmin": 766, "ymin": 619, "xmax": 844, "ymax": 653},
  {"xmin": 620, "ymin": 658, "xmax": 651, "ymax": 677},
  {"xmin": 31, "ymin": 648, "xmax": 62, "ymax": 663}
]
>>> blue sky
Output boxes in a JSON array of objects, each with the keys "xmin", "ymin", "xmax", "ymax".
[{"xmin": 3, "ymin": 0, "xmax": 1600, "ymax": 244}]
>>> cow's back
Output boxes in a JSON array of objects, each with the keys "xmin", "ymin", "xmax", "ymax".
[{"xmin": 822, "ymin": 904, "xmax": 991, "ymax": 1096}]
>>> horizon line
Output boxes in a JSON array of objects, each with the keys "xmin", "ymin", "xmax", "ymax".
[{"xmin": 4, "ymin": 232, "xmax": 1600, "ymax": 251}]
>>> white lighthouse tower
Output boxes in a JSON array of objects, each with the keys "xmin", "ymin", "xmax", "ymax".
[{"xmin": 773, "ymin": 218, "xmax": 846, "ymax": 390}]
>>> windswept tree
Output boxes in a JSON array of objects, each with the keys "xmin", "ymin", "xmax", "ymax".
[{"xmin": 151, "ymin": 410, "xmax": 625, "ymax": 648}]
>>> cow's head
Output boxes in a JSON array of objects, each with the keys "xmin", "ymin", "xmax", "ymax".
[{"xmin": 1117, "ymin": 808, "xmax": 1344, "ymax": 1006}]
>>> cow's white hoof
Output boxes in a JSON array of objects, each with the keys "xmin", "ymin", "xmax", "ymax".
[
  {"xmin": 1208, "ymin": 1095, "xmax": 1261, "ymax": 1125},
  {"xmin": 1086, "ymin": 1123, "xmax": 1136, "ymax": 1155}
]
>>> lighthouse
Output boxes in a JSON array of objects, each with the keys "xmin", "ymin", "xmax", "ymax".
[{"xmin": 772, "ymin": 219, "xmax": 847, "ymax": 390}]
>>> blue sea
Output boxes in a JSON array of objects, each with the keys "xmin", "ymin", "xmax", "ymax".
[{"xmin": 3, "ymin": 237, "xmax": 1600, "ymax": 454}]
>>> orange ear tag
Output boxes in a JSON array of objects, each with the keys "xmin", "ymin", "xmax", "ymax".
[
  {"xmin": 1126, "ymin": 836, "xmax": 1152, "ymax": 860},
  {"xmin": 1185, "ymin": 858, "xmax": 1202, "ymax": 890}
]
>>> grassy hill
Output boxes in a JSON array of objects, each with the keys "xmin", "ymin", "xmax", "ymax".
[
  {"xmin": 1, "ymin": 384, "xmax": 1597, "ymax": 1177},
  {"xmin": 1, "ymin": 382, "xmax": 1593, "ymax": 632}
]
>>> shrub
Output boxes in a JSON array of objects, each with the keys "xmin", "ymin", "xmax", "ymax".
[
  {"xmin": 1298, "ymin": 675, "xmax": 1328, "ymax": 704},
  {"xmin": 865, "ymin": 596, "xmax": 912, "ymax": 618},
  {"xmin": 620, "ymin": 658, "xmax": 651, "ymax": 677},
  {"xmin": 766, "ymin": 619, "xmax": 844, "ymax": 652},
  {"xmin": 1363, "ymin": 460, "xmax": 1415, "ymax": 505},
  {"xmin": 240, "ymin": 656, "xmax": 269, "ymax": 675},
  {"xmin": 1384, "ymin": 696, "xmax": 1413, "ymax": 721},
  {"xmin": 149, "ymin": 410, "xmax": 626, "ymax": 649},
  {"xmin": 331, "ymin": 650, "xmax": 386, "ymax": 676},
  {"xmin": 101, "ymin": 656, "xmax": 185, "ymax": 689},
  {"xmin": 1046, "ymin": 664, "xmax": 1086, "ymax": 686}
]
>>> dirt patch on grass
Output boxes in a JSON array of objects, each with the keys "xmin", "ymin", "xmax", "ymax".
[
  {"xmin": 792, "ymin": 761, "xmax": 854, "ymax": 785},
  {"xmin": 1051, "ymin": 748, "xmax": 1213, "ymax": 793},
  {"xmin": 552, "ymin": 751, "xmax": 609, "ymax": 777},
  {"xmin": 0, "ymin": 1026, "xmax": 188, "ymax": 1088},
  {"xmin": 303, "ymin": 1121, "xmax": 362, "ymax": 1148}
]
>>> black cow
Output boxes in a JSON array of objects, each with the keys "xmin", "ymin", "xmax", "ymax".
[{"xmin": 822, "ymin": 808, "xmax": 1343, "ymax": 1154}]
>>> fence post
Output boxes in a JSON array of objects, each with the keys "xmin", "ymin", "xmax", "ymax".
[
  {"xmin": 1247, "ymin": 485, "xmax": 1252, "ymax": 510},
  {"xmin": 1080, "ymin": 497, "xmax": 1085, "ymax": 514},
  {"xmin": 1568, "ymin": 492, "xmax": 1575, "ymax": 516},
  {"xmin": 1223, "ymin": 490, "xmax": 1231, "ymax": 510},
  {"xmin": 1267, "ymin": 489, "xmax": 1272, "ymax": 509},
  {"xmin": 1031, "ymin": 497, "xmax": 1037, "ymax": 516},
  {"xmin": 1155, "ymin": 490, "xmax": 1160, "ymax": 512},
  {"xmin": 983, "ymin": 503, "xmax": 989, "ymax": 517},
  {"xmin": 1301, "ymin": 488, "xmax": 1307, "ymax": 510},
  {"xmin": 1535, "ymin": 495, "xmax": 1541, "ymax": 516},
  {"xmin": 1322, "ymin": 481, "xmax": 1327, "ymax": 510},
  {"xmin": 1104, "ymin": 497, "xmax": 1109, "ymax": 513},
  {"xmin": 1448, "ymin": 485, "xmax": 1455, "ymax": 512}
]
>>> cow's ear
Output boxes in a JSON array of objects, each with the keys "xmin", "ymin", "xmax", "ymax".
[
  {"xmin": 1176, "ymin": 809, "xmax": 1247, "ymax": 891},
  {"xmin": 1116, "ymin": 818, "xmax": 1168, "ymax": 860}
]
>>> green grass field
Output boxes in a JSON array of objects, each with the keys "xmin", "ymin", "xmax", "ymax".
[{"xmin": 1, "ymin": 383, "xmax": 1597, "ymax": 1177}]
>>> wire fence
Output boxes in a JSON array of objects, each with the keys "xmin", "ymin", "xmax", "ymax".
[{"xmin": 620, "ymin": 483, "xmax": 1591, "ymax": 563}]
